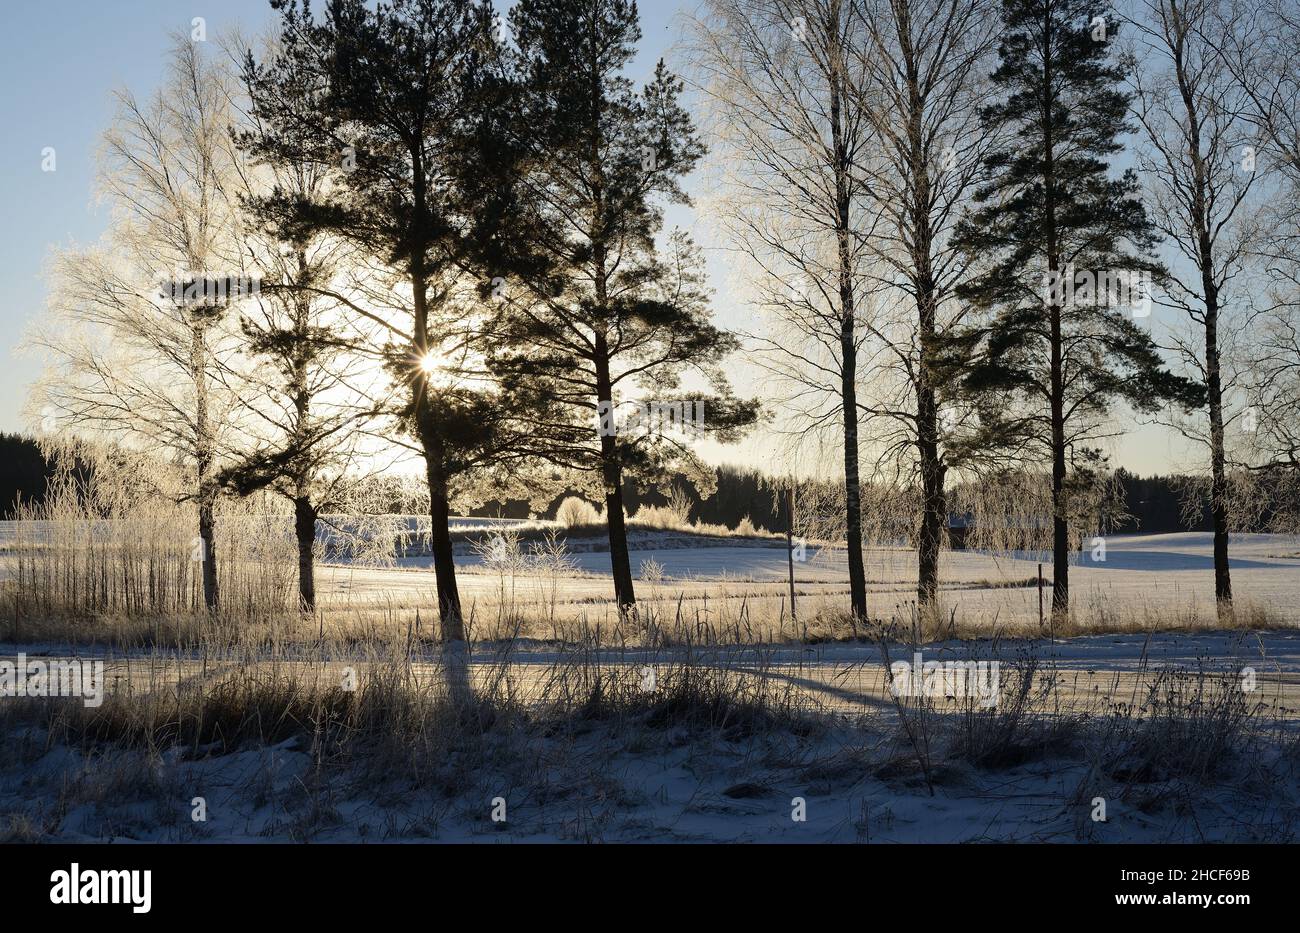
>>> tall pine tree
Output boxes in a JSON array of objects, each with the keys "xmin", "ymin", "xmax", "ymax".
[
  {"xmin": 951, "ymin": 0, "xmax": 1200, "ymax": 616},
  {"xmin": 492, "ymin": 0, "xmax": 757, "ymax": 615},
  {"xmin": 241, "ymin": 0, "xmax": 531, "ymax": 641}
]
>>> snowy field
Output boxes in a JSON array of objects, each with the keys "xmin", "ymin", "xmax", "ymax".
[
  {"xmin": 4, "ymin": 530, "xmax": 1299, "ymax": 843},
  {"xmin": 320, "ymin": 531, "xmax": 1300, "ymax": 631},
  {"xmin": 7, "ymin": 521, "xmax": 1295, "ymax": 630},
  {"xmin": 9, "ymin": 711, "xmax": 1294, "ymax": 843}
]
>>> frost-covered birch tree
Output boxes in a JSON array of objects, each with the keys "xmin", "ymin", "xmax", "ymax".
[
  {"xmin": 687, "ymin": 0, "xmax": 878, "ymax": 620},
  {"xmin": 28, "ymin": 35, "xmax": 251, "ymax": 612},
  {"xmin": 1127, "ymin": 0, "xmax": 1265, "ymax": 615},
  {"xmin": 846, "ymin": 0, "xmax": 1000, "ymax": 610}
]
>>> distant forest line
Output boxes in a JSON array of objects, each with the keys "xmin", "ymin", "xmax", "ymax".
[{"xmin": 0, "ymin": 432, "xmax": 1267, "ymax": 537}]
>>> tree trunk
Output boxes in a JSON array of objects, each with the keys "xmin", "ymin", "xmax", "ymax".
[
  {"xmin": 423, "ymin": 433, "xmax": 471, "ymax": 701},
  {"xmin": 290, "ymin": 253, "xmax": 317, "ymax": 615},
  {"xmin": 293, "ymin": 495, "xmax": 317, "ymax": 612},
  {"xmin": 917, "ymin": 417, "xmax": 946, "ymax": 607},
  {"xmin": 829, "ymin": 14, "xmax": 868, "ymax": 621},
  {"xmin": 903, "ymin": 28, "xmax": 946, "ymax": 610},
  {"xmin": 589, "ymin": 92, "xmax": 637, "ymax": 617},
  {"xmin": 191, "ymin": 321, "xmax": 219, "ymax": 613},
  {"xmin": 421, "ymin": 427, "xmax": 465, "ymax": 642},
  {"xmin": 594, "ymin": 338, "xmax": 637, "ymax": 614},
  {"xmin": 1177, "ymin": 48, "xmax": 1234, "ymax": 617},
  {"xmin": 410, "ymin": 246, "xmax": 464, "ymax": 642},
  {"xmin": 840, "ymin": 328, "xmax": 868, "ymax": 622},
  {"xmin": 1042, "ymin": 10, "xmax": 1068, "ymax": 616},
  {"xmin": 1050, "ymin": 401, "xmax": 1070, "ymax": 616},
  {"xmin": 1205, "ymin": 297, "xmax": 1233, "ymax": 613},
  {"xmin": 600, "ymin": 438, "xmax": 637, "ymax": 615},
  {"xmin": 915, "ymin": 278, "xmax": 945, "ymax": 608},
  {"xmin": 1048, "ymin": 231, "xmax": 1069, "ymax": 614},
  {"xmin": 198, "ymin": 493, "xmax": 218, "ymax": 612}
]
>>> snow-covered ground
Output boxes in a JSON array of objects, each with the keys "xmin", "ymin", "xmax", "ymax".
[
  {"xmin": 320, "ymin": 531, "xmax": 1300, "ymax": 628},
  {"xmin": 6, "ymin": 629, "xmax": 1297, "ymax": 843},
  {"xmin": 3, "ymin": 531, "xmax": 1298, "ymax": 843},
  {"xmin": 12, "ymin": 718, "xmax": 1293, "ymax": 843}
]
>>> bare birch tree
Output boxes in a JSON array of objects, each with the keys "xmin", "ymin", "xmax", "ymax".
[
  {"xmin": 1127, "ymin": 0, "xmax": 1264, "ymax": 616},
  {"xmin": 687, "ymin": 0, "xmax": 877, "ymax": 620},
  {"xmin": 1205, "ymin": 0, "xmax": 1300, "ymax": 521},
  {"xmin": 846, "ymin": 0, "xmax": 1000, "ymax": 610},
  {"xmin": 27, "ymin": 35, "xmax": 249, "ymax": 613}
]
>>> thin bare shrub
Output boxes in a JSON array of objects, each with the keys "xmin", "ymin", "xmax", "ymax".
[
  {"xmin": 948, "ymin": 470, "xmax": 1129, "ymax": 555},
  {"xmin": 1115, "ymin": 664, "xmax": 1261, "ymax": 783},
  {"xmin": 630, "ymin": 503, "xmax": 690, "ymax": 531},
  {"xmin": 528, "ymin": 530, "xmax": 579, "ymax": 635},
  {"xmin": 468, "ymin": 530, "xmax": 528, "ymax": 639},
  {"xmin": 555, "ymin": 496, "xmax": 600, "ymax": 528},
  {"xmin": 666, "ymin": 484, "xmax": 693, "ymax": 525},
  {"xmin": 735, "ymin": 515, "xmax": 764, "ymax": 537}
]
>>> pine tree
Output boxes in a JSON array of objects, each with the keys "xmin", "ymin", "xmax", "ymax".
[
  {"xmin": 240, "ymin": 0, "xmax": 531, "ymax": 641},
  {"xmin": 492, "ymin": 0, "xmax": 758, "ymax": 615},
  {"xmin": 219, "ymin": 29, "xmax": 385, "ymax": 613},
  {"xmin": 951, "ymin": 0, "xmax": 1201, "ymax": 616}
]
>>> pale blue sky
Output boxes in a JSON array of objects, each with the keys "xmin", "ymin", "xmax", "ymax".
[
  {"xmin": 0, "ymin": 1, "xmax": 275, "ymax": 431},
  {"xmin": 0, "ymin": 0, "xmax": 1194, "ymax": 475}
]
